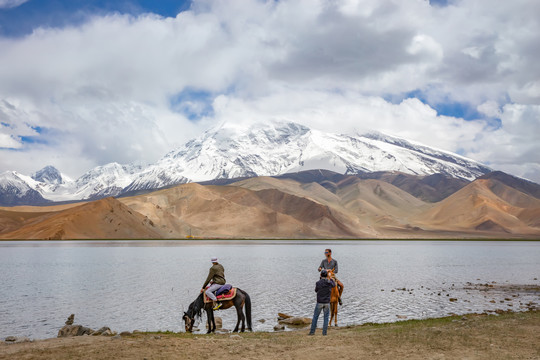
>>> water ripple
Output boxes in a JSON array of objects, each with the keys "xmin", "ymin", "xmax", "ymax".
[{"xmin": 0, "ymin": 240, "xmax": 538, "ymax": 338}]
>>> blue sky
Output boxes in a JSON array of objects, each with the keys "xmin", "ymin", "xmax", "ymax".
[
  {"xmin": 0, "ymin": 0, "xmax": 192, "ymax": 36},
  {"xmin": 0, "ymin": 0, "xmax": 539, "ymax": 182}
]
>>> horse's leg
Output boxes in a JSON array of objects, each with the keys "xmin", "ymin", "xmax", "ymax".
[
  {"xmin": 211, "ymin": 309, "xmax": 216, "ymax": 333},
  {"xmin": 329, "ymin": 302, "xmax": 335, "ymax": 325},
  {"xmin": 333, "ymin": 301, "xmax": 338, "ymax": 326},
  {"xmin": 240, "ymin": 300, "xmax": 246, "ymax": 332},
  {"xmin": 206, "ymin": 308, "xmax": 213, "ymax": 334},
  {"xmin": 233, "ymin": 301, "xmax": 242, "ymax": 332}
]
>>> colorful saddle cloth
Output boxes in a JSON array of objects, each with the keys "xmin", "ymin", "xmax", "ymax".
[{"xmin": 203, "ymin": 287, "xmax": 237, "ymax": 303}]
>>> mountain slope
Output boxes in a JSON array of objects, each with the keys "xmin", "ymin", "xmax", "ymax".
[
  {"xmin": 7, "ymin": 164, "xmax": 144, "ymax": 204},
  {"xmin": 357, "ymin": 172, "xmax": 470, "ymax": 203},
  {"xmin": 417, "ymin": 179, "xmax": 540, "ymax": 235},
  {"xmin": 0, "ymin": 197, "xmax": 161, "ymax": 240},
  {"xmin": 2, "ymin": 175, "xmax": 540, "ymax": 239},
  {"xmin": 0, "ymin": 121, "xmax": 514, "ymax": 206},
  {"xmin": 479, "ymin": 171, "xmax": 540, "ymax": 199},
  {"xmin": 0, "ymin": 171, "xmax": 51, "ymax": 206},
  {"xmin": 124, "ymin": 121, "xmax": 491, "ymax": 192},
  {"xmin": 121, "ymin": 182, "xmax": 361, "ymax": 238},
  {"xmin": 32, "ymin": 165, "xmax": 64, "ymax": 185}
]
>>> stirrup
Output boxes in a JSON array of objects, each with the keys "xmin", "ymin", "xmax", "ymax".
[{"xmin": 213, "ymin": 302, "xmax": 222, "ymax": 310}]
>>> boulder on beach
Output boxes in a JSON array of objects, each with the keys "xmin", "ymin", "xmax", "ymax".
[
  {"xmin": 91, "ymin": 327, "xmax": 112, "ymax": 336},
  {"xmin": 277, "ymin": 313, "xmax": 292, "ymax": 320},
  {"xmin": 278, "ymin": 317, "xmax": 311, "ymax": 326},
  {"xmin": 205, "ymin": 316, "xmax": 223, "ymax": 329},
  {"xmin": 273, "ymin": 324, "xmax": 285, "ymax": 332},
  {"xmin": 58, "ymin": 325, "xmax": 94, "ymax": 338},
  {"xmin": 100, "ymin": 329, "xmax": 114, "ymax": 336},
  {"xmin": 65, "ymin": 314, "xmax": 75, "ymax": 325},
  {"xmin": 4, "ymin": 336, "xmax": 31, "ymax": 344}
]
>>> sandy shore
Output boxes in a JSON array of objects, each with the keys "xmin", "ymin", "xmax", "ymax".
[{"xmin": 1, "ymin": 310, "xmax": 538, "ymax": 360}]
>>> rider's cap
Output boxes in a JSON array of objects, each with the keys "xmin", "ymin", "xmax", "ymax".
[
  {"xmin": 211, "ymin": 257, "xmax": 218, "ymax": 262},
  {"xmin": 321, "ymin": 269, "xmax": 328, "ymax": 277}
]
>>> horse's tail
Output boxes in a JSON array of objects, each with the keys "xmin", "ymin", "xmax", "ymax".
[{"xmin": 239, "ymin": 289, "xmax": 252, "ymax": 331}]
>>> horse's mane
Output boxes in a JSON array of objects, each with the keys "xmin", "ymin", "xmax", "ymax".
[{"xmin": 187, "ymin": 293, "xmax": 204, "ymax": 319}]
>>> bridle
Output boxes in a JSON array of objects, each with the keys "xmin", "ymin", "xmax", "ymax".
[{"xmin": 183, "ymin": 310, "xmax": 198, "ymax": 333}]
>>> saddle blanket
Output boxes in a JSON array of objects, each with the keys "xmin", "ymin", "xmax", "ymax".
[{"xmin": 203, "ymin": 287, "xmax": 237, "ymax": 303}]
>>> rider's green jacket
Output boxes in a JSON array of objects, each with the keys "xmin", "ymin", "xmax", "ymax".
[{"xmin": 202, "ymin": 263, "xmax": 226, "ymax": 288}]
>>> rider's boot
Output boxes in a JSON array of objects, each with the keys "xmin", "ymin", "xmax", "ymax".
[
  {"xmin": 213, "ymin": 301, "xmax": 222, "ymax": 310},
  {"xmin": 338, "ymin": 297, "xmax": 343, "ymax": 306}
]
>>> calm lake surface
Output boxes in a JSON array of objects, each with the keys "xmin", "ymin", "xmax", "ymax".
[{"xmin": 1, "ymin": 240, "xmax": 539, "ymax": 339}]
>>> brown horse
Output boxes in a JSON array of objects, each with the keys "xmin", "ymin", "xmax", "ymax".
[
  {"xmin": 183, "ymin": 288, "xmax": 252, "ymax": 333},
  {"xmin": 327, "ymin": 270, "xmax": 340, "ymax": 326}
]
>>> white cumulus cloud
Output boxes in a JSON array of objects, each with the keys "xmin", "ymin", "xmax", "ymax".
[{"xmin": 0, "ymin": 0, "xmax": 538, "ymax": 182}]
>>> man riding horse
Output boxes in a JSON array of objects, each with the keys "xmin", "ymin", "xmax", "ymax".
[
  {"xmin": 318, "ymin": 249, "xmax": 344, "ymax": 305},
  {"xmin": 184, "ymin": 257, "xmax": 252, "ymax": 334},
  {"xmin": 200, "ymin": 256, "xmax": 226, "ymax": 310}
]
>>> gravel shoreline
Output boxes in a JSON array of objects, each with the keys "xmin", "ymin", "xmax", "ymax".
[{"xmin": 2, "ymin": 310, "xmax": 539, "ymax": 359}]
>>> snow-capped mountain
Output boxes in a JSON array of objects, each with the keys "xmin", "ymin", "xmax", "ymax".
[
  {"xmin": 0, "ymin": 171, "xmax": 51, "ymax": 206},
  {"xmin": 125, "ymin": 121, "xmax": 491, "ymax": 192},
  {"xmin": 0, "ymin": 120, "xmax": 493, "ymax": 205},
  {"xmin": 0, "ymin": 163, "xmax": 143, "ymax": 205},
  {"xmin": 38, "ymin": 163, "xmax": 143, "ymax": 202},
  {"xmin": 71, "ymin": 163, "xmax": 143, "ymax": 200},
  {"xmin": 32, "ymin": 165, "xmax": 64, "ymax": 185}
]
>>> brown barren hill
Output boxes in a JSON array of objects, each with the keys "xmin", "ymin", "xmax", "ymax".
[
  {"xmin": 232, "ymin": 176, "xmax": 343, "ymax": 206},
  {"xmin": 0, "ymin": 197, "xmax": 161, "ymax": 240},
  {"xmin": 3, "ymin": 172, "xmax": 540, "ymax": 240},
  {"xmin": 357, "ymin": 171, "xmax": 470, "ymax": 202},
  {"xmin": 336, "ymin": 179, "xmax": 429, "ymax": 232},
  {"xmin": 418, "ymin": 179, "xmax": 540, "ymax": 236},
  {"xmin": 121, "ymin": 181, "xmax": 361, "ymax": 238}
]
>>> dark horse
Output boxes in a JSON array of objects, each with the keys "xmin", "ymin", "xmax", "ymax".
[{"xmin": 183, "ymin": 288, "xmax": 252, "ymax": 333}]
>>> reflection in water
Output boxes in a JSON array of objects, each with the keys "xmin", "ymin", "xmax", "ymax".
[{"xmin": 0, "ymin": 240, "xmax": 539, "ymax": 339}]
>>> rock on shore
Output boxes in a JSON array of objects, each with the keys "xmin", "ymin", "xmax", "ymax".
[
  {"xmin": 58, "ymin": 325, "xmax": 94, "ymax": 337},
  {"xmin": 4, "ymin": 336, "xmax": 31, "ymax": 344},
  {"xmin": 57, "ymin": 315, "xmax": 116, "ymax": 338}
]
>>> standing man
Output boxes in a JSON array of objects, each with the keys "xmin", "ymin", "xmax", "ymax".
[
  {"xmin": 318, "ymin": 248, "xmax": 344, "ymax": 305},
  {"xmin": 200, "ymin": 257, "xmax": 226, "ymax": 310},
  {"xmin": 308, "ymin": 269, "xmax": 335, "ymax": 336}
]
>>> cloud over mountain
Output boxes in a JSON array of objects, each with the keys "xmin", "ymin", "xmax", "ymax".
[{"xmin": 0, "ymin": 0, "xmax": 539, "ymax": 182}]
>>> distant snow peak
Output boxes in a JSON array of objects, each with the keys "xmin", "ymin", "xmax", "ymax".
[
  {"xmin": 124, "ymin": 120, "xmax": 491, "ymax": 193},
  {"xmin": 32, "ymin": 165, "xmax": 63, "ymax": 184},
  {"xmin": 0, "ymin": 171, "xmax": 50, "ymax": 205}
]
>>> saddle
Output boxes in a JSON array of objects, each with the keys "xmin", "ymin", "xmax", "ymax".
[{"xmin": 203, "ymin": 285, "xmax": 237, "ymax": 303}]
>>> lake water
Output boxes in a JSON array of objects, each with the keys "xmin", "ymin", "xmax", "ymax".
[{"xmin": 0, "ymin": 240, "xmax": 539, "ymax": 339}]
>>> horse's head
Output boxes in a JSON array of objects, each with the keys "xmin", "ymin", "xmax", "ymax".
[
  {"xmin": 183, "ymin": 311, "xmax": 195, "ymax": 333},
  {"xmin": 183, "ymin": 294, "xmax": 203, "ymax": 333}
]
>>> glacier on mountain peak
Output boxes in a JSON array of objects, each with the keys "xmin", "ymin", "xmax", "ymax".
[{"xmin": 0, "ymin": 120, "xmax": 492, "ymax": 205}]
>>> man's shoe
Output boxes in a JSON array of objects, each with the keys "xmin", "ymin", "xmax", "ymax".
[
  {"xmin": 338, "ymin": 297, "xmax": 343, "ymax": 306},
  {"xmin": 308, "ymin": 332, "xmax": 315, "ymax": 336},
  {"xmin": 213, "ymin": 302, "xmax": 222, "ymax": 310}
]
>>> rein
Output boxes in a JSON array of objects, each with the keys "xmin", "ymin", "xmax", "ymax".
[{"xmin": 187, "ymin": 293, "xmax": 204, "ymax": 319}]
